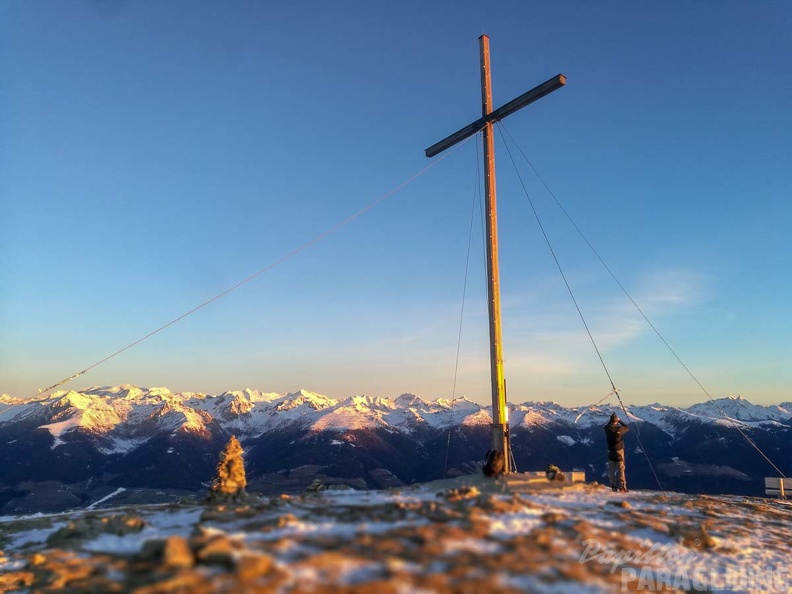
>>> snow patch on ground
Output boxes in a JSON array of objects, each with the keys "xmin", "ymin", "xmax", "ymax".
[
  {"xmin": 86, "ymin": 488, "xmax": 127, "ymax": 510},
  {"xmin": 0, "ymin": 484, "xmax": 790, "ymax": 592},
  {"xmin": 39, "ymin": 415, "xmax": 83, "ymax": 441}
]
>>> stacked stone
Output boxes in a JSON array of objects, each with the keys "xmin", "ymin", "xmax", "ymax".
[{"xmin": 208, "ymin": 435, "xmax": 247, "ymax": 503}]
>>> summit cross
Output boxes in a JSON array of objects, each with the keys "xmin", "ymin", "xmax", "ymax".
[{"xmin": 425, "ymin": 35, "xmax": 565, "ymax": 473}]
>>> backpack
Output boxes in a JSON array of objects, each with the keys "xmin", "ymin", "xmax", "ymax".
[{"xmin": 482, "ymin": 449, "xmax": 505, "ymax": 477}]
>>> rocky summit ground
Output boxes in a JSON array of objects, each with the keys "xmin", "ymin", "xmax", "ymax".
[{"xmin": 0, "ymin": 478, "xmax": 790, "ymax": 593}]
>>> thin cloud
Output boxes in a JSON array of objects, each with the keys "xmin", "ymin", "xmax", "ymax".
[{"xmin": 495, "ymin": 268, "xmax": 710, "ymax": 378}]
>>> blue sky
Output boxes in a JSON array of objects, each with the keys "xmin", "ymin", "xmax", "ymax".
[{"xmin": 2, "ymin": 2, "xmax": 790, "ymax": 406}]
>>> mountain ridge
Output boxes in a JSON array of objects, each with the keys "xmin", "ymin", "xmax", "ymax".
[
  {"xmin": 1, "ymin": 385, "xmax": 790, "ymax": 514},
  {"xmin": 2, "ymin": 386, "xmax": 790, "ymax": 446}
]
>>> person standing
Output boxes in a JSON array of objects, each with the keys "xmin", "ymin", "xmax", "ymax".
[{"xmin": 605, "ymin": 413, "xmax": 630, "ymax": 492}]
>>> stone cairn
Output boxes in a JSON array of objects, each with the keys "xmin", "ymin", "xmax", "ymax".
[{"xmin": 208, "ymin": 435, "xmax": 247, "ymax": 503}]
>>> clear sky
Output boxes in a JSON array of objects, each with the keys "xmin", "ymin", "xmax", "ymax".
[{"xmin": 2, "ymin": 2, "xmax": 790, "ymax": 406}]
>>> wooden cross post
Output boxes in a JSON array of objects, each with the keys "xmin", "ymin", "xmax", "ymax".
[{"xmin": 425, "ymin": 35, "xmax": 565, "ymax": 473}]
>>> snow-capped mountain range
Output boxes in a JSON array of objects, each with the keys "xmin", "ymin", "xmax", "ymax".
[
  {"xmin": 1, "ymin": 385, "xmax": 790, "ymax": 514},
  {"xmin": 1, "ymin": 385, "xmax": 790, "ymax": 452}
]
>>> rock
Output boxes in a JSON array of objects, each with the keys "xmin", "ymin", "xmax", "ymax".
[
  {"xmin": 0, "ymin": 571, "xmax": 34, "ymax": 589},
  {"xmin": 475, "ymin": 494, "xmax": 525, "ymax": 513},
  {"xmin": 306, "ymin": 478, "xmax": 326, "ymax": 492},
  {"xmin": 439, "ymin": 485, "xmax": 480, "ymax": 502},
  {"xmin": 422, "ymin": 502, "xmax": 463, "ymax": 523},
  {"xmin": 67, "ymin": 575, "xmax": 127, "ymax": 593},
  {"xmin": 673, "ymin": 524, "xmax": 718, "ymax": 549},
  {"xmin": 137, "ymin": 539, "xmax": 166, "ymax": 561},
  {"xmin": 236, "ymin": 552, "xmax": 275, "ymax": 580},
  {"xmin": 33, "ymin": 550, "xmax": 98, "ymax": 589},
  {"xmin": 276, "ymin": 513, "xmax": 299, "ymax": 528},
  {"xmin": 162, "ymin": 536, "xmax": 194, "ymax": 569},
  {"xmin": 294, "ymin": 550, "xmax": 367, "ymax": 583},
  {"xmin": 368, "ymin": 468, "xmax": 404, "ymax": 489},
  {"xmin": 46, "ymin": 521, "xmax": 88, "ymax": 546},
  {"xmin": 325, "ymin": 484, "xmax": 355, "ymax": 491},
  {"xmin": 130, "ymin": 572, "xmax": 213, "ymax": 594},
  {"xmin": 208, "ymin": 435, "xmax": 247, "ymax": 503},
  {"xmin": 196, "ymin": 535, "xmax": 240, "ymax": 567},
  {"xmin": 542, "ymin": 511, "xmax": 566, "ymax": 524},
  {"xmin": 188, "ymin": 525, "xmax": 229, "ymax": 551},
  {"xmin": 45, "ymin": 514, "xmax": 147, "ymax": 548},
  {"xmin": 104, "ymin": 514, "xmax": 147, "ymax": 535},
  {"xmin": 628, "ymin": 512, "xmax": 670, "ymax": 535}
]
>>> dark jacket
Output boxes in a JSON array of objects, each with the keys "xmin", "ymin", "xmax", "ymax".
[{"xmin": 604, "ymin": 421, "xmax": 630, "ymax": 454}]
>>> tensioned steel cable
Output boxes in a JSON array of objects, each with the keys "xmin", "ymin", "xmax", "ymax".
[
  {"xmin": 497, "ymin": 123, "xmax": 665, "ymax": 492},
  {"xmin": 498, "ymin": 121, "xmax": 787, "ymax": 481},
  {"xmin": 495, "ymin": 124, "xmax": 618, "ymax": 393},
  {"xmin": 31, "ymin": 141, "xmax": 471, "ymax": 400},
  {"xmin": 613, "ymin": 391, "xmax": 667, "ymax": 494},
  {"xmin": 443, "ymin": 134, "xmax": 482, "ymax": 479}
]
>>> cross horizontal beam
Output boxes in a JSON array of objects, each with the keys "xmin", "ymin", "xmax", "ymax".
[{"xmin": 425, "ymin": 74, "xmax": 566, "ymax": 158}]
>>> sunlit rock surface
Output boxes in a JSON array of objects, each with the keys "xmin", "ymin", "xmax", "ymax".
[{"xmin": 0, "ymin": 480, "xmax": 789, "ymax": 593}]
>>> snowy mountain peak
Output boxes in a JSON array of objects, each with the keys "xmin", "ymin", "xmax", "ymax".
[
  {"xmin": 276, "ymin": 390, "xmax": 338, "ymax": 414},
  {"xmin": 224, "ymin": 393, "xmax": 255, "ymax": 416},
  {"xmin": 146, "ymin": 401, "xmax": 211, "ymax": 435},
  {"xmin": 37, "ymin": 392, "xmax": 126, "ymax": 445},
  {"xmin": 394, "ymin": 393, "xmax": 425, "ymax": 408},
  {"xmin": 285, "ymin": 389, "xmax": 336, "ymax": 402},
  {"xmin": 459, "ymin": 408, "xmax": 492, "ymax": 426},
  {"xmin": 685, "ymin": 397, "xmax": 791, "ymax": 423},
  {"xmin": 82, "ymin": 385, "xmax": 176, "ymax": 402},
  {"xmin": 52, "ymin": 390, "xmax": 93, "ymax": 410},
  {"xmin": 216, "ymin": 389, "xmax": 279, "ymax": 405},
  {"xmin": 345, "ymin": 395, "xmax": 396, "ymax": 411}
]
